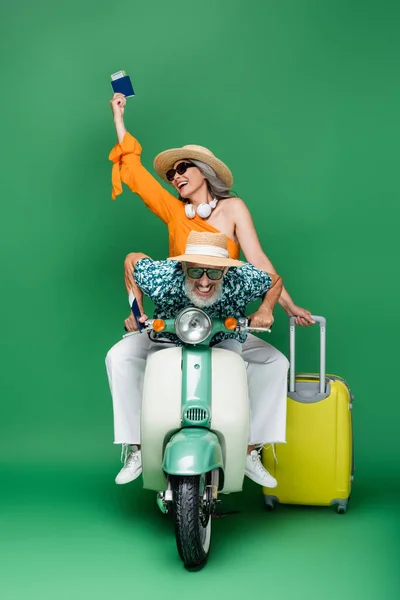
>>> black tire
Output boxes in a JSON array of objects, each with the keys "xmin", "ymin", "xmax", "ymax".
[{"xmin": 172, "ymin": 474, "xmax": 212, "ymax": 569}]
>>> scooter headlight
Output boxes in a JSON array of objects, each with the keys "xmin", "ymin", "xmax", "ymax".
[{"xmin": 175, "ymin": 308, "xmax": 212, "ymax": 345}]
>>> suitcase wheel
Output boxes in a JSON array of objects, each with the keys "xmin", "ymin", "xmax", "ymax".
[
  {"xmin": 264, "ymin": 497, "xmax": 276, "ymax": 511},
  {"xmin": 336, "ymin": 500, "xmax": 348, "ymax": 514}
]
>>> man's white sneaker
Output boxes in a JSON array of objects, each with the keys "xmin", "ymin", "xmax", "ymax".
[
  {"xmin": 115, "ymin": 445, "xmax": 142, "ymax": 485},
  {"xmin": 245, "ymin": 450, "xmax": 277, "ymax": 488}
]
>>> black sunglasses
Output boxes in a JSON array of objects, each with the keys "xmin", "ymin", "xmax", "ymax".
[
  {"xmin": 166, "ymin": 162, "xmax": 195, "ymax": 182},
  {"xmin": 186, "ymin": 267, "xmax": 225, "ymax": 281}
]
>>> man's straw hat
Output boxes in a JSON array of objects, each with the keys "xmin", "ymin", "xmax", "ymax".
[{"xmin": 168, "ymin": 231, "xmax": 243, "ymax": 267}]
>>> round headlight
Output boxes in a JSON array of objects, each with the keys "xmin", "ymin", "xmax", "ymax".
[{"xmin": 175, "ymin": 308, "xmax": 212, "ymax": 344}]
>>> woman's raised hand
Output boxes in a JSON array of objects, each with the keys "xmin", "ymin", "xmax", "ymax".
[{"xmin": 110, "ymin": 93, "xmax": 126, "ymax": 120}]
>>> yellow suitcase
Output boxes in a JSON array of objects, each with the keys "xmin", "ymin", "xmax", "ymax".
[{"xmin": 262, "ymin": 316, "xmax": 354, "ymax": 513}]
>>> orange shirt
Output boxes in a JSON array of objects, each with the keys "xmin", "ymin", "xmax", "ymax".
[{"xmin": 109, "ymin": 133, "xmax": 240, "ymax": 260}]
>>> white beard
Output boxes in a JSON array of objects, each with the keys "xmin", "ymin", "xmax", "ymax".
[{"xmin": 184, "ymin": 279, "xmax": 223, "ymax": 308}]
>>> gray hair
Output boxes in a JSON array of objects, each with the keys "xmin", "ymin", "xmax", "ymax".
[{"xmin": 178, "ymin": 158, "xmax": 235, "ymax": 201}]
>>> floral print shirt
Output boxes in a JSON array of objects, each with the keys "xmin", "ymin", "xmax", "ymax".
[{"xmin": 134, "ymin": 258, "xmax": 272, "ymax": 345}]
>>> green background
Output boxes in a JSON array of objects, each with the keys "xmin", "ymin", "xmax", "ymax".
[{"xmin": 1, "ymin": 0, "xmax": 399, "ymax": 598}]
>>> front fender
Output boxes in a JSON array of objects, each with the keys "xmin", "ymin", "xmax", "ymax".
[{"xmin": 163, "ymin": 429, "xmax": 224, "ymax": 483}]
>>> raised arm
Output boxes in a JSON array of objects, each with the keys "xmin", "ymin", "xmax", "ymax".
[
  {"xmin": 112, "ymin": 94, "xmax": 128, "ymax": 144},
  {"xmin": 232, "ymin": 198, "xmax": 314, "ymax": 326},
  {"xmin": 109, "ymin": 94, "xmax": 182, "ymax": 222}
]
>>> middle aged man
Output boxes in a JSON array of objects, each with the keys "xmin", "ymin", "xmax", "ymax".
[{"xmin": 106, "ymin": 231, "xmax": 289, "ymax": 489}]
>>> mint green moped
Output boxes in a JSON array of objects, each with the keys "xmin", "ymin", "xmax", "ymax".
[{"xmin": 129, "ymin": 306, "xmax": 269, "ymax": 569}]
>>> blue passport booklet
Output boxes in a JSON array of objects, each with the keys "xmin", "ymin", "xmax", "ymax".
[{"xmin": 111, "ymin": 70, "xmax": 135, "ymax": 97}]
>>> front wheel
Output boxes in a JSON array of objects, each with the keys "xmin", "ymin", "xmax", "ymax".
[{"xmin": 172, "ymin": 474, "xmax": 212, "ymax": 569}]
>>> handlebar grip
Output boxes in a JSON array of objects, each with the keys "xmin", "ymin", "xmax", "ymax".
[{"xmin": 246, "ymin": 317, "xmax": 272, "ymax": 333}]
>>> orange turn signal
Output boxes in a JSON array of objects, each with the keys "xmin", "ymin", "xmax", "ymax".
[
  {"xmin": 224, "ymin": 317, "xmax": 237, "ymax": 331},
  {"xmin": 153, "ymin": 319, "xmax": 166, "ymax": 333}
]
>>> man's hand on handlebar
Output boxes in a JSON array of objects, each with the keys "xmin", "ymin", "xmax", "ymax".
[
  {"xmin": 124, "ymin": 313, "xmax": 148, "ymax": 332},
  {"xmin": 247, "ymin": 307, "xmax": 274, "ymax": 329}
]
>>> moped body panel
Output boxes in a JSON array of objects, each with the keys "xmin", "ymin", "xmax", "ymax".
[
  {"xmin": 141, "ymin": 345, "xmax": 249, "ymax": 493},
  {"xmin": 141, "ymin": 347, "xmax": 182, "ymax": 491},
  {"xmin": 210, "ymin": 348, "xmax": 249, "ymax": 493}
]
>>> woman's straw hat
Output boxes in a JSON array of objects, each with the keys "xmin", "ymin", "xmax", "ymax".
[{"xmin": 154, "ymin": 145, "xmax": 233, "ymax": 188}]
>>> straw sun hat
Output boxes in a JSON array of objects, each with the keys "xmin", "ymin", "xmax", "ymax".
[
  {"xmin": 154, "ymin": 144, "xmax": 233, "ymax": 188},
  {"xmin": 168, "ymin": 231, "xmax": 243, "ymax": 267}
]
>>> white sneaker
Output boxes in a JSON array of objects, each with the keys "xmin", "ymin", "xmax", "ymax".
[
  {"xmin": 115, "ymin": 445, "xmax": 142, "ymax": 485},
  {"xmin": 245, "ymin": 450, "xmax": 277, "ymax": 488}
]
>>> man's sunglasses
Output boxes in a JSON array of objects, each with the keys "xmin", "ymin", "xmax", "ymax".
[
  {"xmin": 186, "ymin": 267, "xmax": 225, "ymax": 281},
  {"xmin": 166, "ymin": 162, "xmax": 195, "ymax": 182}
]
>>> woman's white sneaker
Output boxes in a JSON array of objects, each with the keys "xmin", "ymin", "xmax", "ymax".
[
  {"xmin": 115, "ymin": 445, "xmax": 142, "ymax": 485},
  {"xmin": 245, "ymin": 450, "xmax": 277, "ymax": 488}
]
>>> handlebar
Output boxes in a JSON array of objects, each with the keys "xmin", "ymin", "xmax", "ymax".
[{"xmin": 123, "ymin": 318, "xmax": 271, "ymax": 339}]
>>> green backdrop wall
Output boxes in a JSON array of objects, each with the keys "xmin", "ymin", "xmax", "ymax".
[{"xmin": 1, "ymin": 0, "xmax": 399, "ymax": 597}]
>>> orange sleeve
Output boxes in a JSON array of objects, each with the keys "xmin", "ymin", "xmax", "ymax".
[{"xmin": 109, "ymin": 132, "xmax": 181, "ymax": 224}]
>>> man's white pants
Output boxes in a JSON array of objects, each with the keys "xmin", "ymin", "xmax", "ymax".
[{"xmin": 105, "ymin": 333, "xmax": 289, "ymax": 446}]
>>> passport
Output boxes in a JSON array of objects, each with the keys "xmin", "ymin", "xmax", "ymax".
[
  {"xmin": 111, "ymin": 70, "xmax": 135, "ymax": 98},
  {"xmin": 129, "ymin": 290, "xmax": 144, "ymax": 331}
]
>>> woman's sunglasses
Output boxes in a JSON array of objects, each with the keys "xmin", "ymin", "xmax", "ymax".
[
  {"xmin": 186, "ymin": 267, "xmax": 225, "ymax": 281},
  {"xmin": 166, "ymin": 162, "xmax": 195, "ymax": 182}
]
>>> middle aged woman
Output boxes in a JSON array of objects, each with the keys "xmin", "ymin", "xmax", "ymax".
[{"xmin": 109, "ymin": 92, "xmax": 314, "ymax": 329}]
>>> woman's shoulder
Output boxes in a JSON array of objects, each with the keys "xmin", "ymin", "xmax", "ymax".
[
  {"xmin": 223, "ymin": 197, "xmax": 250, "ymax": 216},
  {"xmin": 221, "ymin": 196, "xmax": 242, "ymax": 206},
  {"xmin": 224, "ymin": 196, "xmax": 246, "ymax": 206}
]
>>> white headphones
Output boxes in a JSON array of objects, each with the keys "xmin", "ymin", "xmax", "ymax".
[{"xmin": 185, "ymin": 198, "xmax": 218, "ymax": 219}]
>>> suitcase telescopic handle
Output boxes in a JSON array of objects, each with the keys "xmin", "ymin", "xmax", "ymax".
[{"xmin": 289, "ymin": 315, "xmax": 326, "ymax": 394}]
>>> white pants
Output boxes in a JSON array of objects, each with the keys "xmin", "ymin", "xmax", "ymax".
[{"xmin": 105, "ymin": 333, "xmax": 289, "ymax": 446}]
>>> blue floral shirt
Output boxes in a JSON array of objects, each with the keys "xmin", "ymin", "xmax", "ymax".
[{"xmin": 134, "ymin": 259, "xmax": 272, "ymax": 345}]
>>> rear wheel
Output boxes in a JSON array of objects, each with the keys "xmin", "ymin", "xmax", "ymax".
[{"xmin": 172, "ymin": 474, "xmax": 212, "ymax": 569}]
